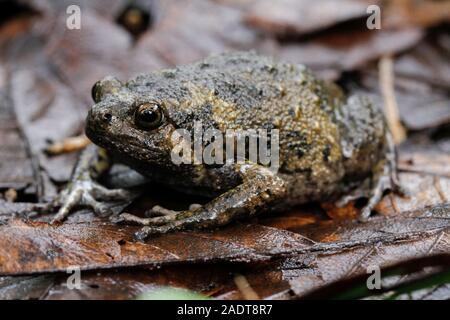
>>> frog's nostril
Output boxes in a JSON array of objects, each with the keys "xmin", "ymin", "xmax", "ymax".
[{"xmin": 102, "ymin": 113, "xmax": 113, "ymax": 122}]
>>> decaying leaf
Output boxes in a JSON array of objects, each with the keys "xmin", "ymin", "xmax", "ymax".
[
  {"xmin": 269, "ymin": 28, "xmax": 423, "ymax": 76},
  {"xmin": 299, "ymin": 254, "xmax": 450, "ymax": 300},
  {"xmin": 244, "ymin": 0, "xmax": 375, "ymax": 37},
  {"xmin": 0, "ymin": 201, "xmax": 448, "ymax": 277},
  {"xmin": 0, "ymin": 220, "xmax": 306, "ymax": 275},
  {"xmin": 0, "ymin": 69, "xmax": 37, "ymax": 195},
  {"xmin": 0, "ymin": 275, "xmax": 55, "ymax": 300}
]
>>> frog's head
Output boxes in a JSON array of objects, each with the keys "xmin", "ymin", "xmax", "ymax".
[{"xmin": 85, "ymin": 76, "xmax": 182, "ymax": 169}]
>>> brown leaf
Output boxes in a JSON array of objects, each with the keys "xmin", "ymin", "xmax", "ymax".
[
  {"xmin": 285, "ymin": 226, "xmax": 449, "ymax": 297},
  {"xmin": 245, "ymin": 0, "xmax": 375, "ymax": 37},
  {"xmin": 1, "ymin": 201, "xmax": 449, "ymax": 277},
  {"xmin": 0, "ymin": 275, "xmax": 54, "ymax": 300},
  {"xmin": 394, "ymin": 32, "xmax": 450, "ymax": 89},
  {"xmin": 0, "ymin": 220, "xmax": 311, "ymax": 275},
  {"xmin": 269, "ymin": 28, "xmax": 423, "ymax": 75},
  {"xmin": 0, "ymin": 261, "xmax": 290, "ymax": 300},
  {"xmin": 298, "ymin": 254, "xmax": 450, "ymax": 299},
  {"xmin": 0, "ymin": 88, "xmax": 36, "ymax": 194},
  {"xmin": 134, "ymin": 0, "xmax": 259, "ymax": 66},
  {"xmin": 384, "ymin": 0, "xmax": 450, "ymax": 29}
]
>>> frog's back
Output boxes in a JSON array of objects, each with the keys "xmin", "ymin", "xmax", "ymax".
[{"xmin": 190, "ymin": 52, "xmax": 349, "ymax": 197}]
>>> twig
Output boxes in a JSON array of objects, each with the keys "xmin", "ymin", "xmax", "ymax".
[
  {"xmin": 233, "ymin": 274, "xmax": 260, "ymax": 300},
  {"xmin": 433, "ymin": 176, "xmax": 448, "ymax": 203},
  {"xmin": 45, "ymin": 135, "xmax": 91, "ymax": 155},
  {"xmin": 379, "ymin": 55, "xmax": 406, "ymax": 145}
]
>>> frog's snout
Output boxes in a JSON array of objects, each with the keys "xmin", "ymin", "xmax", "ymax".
[
  {"xmin": 98, "ymin": 109, "xmax": 113, "ymax": 124},
  {"xmin": 85, "ymin": 106, "xmax": 115, "ymax": 142}
]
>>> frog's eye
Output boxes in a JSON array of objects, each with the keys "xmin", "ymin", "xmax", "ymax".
[
  {"xmin": 91, "ymin": 81, "xmax": 102, "ymax": 103},
  {"xmin": 134, "ymin": 103, "xmax": 164, "ymax": 130},
  {"xmin": 91, "ymin": 77, "xmax": 123, "ymax": 103}
]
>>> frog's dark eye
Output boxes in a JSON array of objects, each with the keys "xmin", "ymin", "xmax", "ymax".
[
  {"xmin": 91, "ymin": 81, "xmax": 102, "ymax": 103},
  {"xmin": 134, "ymin": 103, "xmax": 164, "ymax": 130}
]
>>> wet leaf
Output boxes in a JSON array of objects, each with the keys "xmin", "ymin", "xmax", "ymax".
[
  {"xmin": 270, "ymin": 28, "xmax": 423, "ymax": 76},
  {"xmin": 0, "ymin": 86, "xmax": 37, "ymax": 194},
  {"xmin": 245, "ymin": 0, "xmax": 374, "ymax": 37},
  {"xmin": 0, "ymin": 220, "xmax": 310, "ymax": 275},
  {"xmin": 0, "ymin": 202, "xmax": 449, "ymax": 277},
  {"xmin": 0, "ymin": 274, "xmax": 54, "ymax": 300},
  {"xmin": 299, "ymin": 254, "xmax": 450, "ymax": 300}
]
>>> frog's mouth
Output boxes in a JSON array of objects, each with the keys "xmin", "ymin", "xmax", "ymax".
[{"xmin": 85, "ymin": 119, "xmax": 169, "ymax": 171}]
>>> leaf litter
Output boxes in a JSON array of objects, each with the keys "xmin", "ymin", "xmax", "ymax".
[{"xmin": 0, "ymin": 0, "xmax": 448, "ymax": 299}]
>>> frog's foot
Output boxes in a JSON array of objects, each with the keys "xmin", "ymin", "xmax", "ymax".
[
  {"xmin": 115, "ymin": 203, "xmax": 202, "ymax": 226},
  {"xmin": 358, "ymin": 150, "xmax": 406, "ymax": 222},
  {"xmin": 51, "ymin": 180, "xmax": 131, "ymax": 223},
  {"xmin": 337, "ymin": 132, "xmax": 407, "ymax": 221}
]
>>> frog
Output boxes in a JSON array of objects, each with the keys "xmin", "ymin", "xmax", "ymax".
[{"xmin": 49, "ymin": 51, "xmax": 403, "ymax": 240}]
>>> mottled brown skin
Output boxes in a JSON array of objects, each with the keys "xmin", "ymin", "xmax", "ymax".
[{"xmin": 52, "ymin": 52, "xmax": 401, "ymax": 240}]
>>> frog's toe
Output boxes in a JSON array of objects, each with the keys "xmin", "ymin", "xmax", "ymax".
[
  {"xmin": 91, "ymin": 184, "xmax": 132, "ymax": 201},
  {"xmin": 134, "ymin": 223, "xmax": 183, "ymax": 240},
  {"xmin": 359, "ymin": 175, "xmax": 391, "ymax": 222},
  {"xmin": 81, "ymin": 192, "xmax": 113, "ymax": 217},
  {"xmin": 189, "ymin": 203, "xmax": 202, "ymax": 210},
  {"xmin": 116, "ymin": 205, "xmax": 204, "ymax": 234},
  {"xmin": 51, "ymin": 188, "xmax": 84, "ymax": 223},
  {"xmin": 144, "ymin": 205, "xmax": 179, "ymax": 217},
  {"xmin": 358, "ymin": 172, "xmax": 407, "ymax": 222},
  {"xmin": 50, "ymin": 181, "xmax": 130, "ymax": 223},
  {"xmin": 134, "ymin": 212, "xmax": 204, "ymax": 240},
  {"xmin": 135, "ymin": 226, "xmax": 166, "ymax": 241},
  {"xmin": 144, "ymin": 204, "xmax": 202, "ymax": 217},
  {"xmin": 116, "ymin": 212, "xmax": 178, "ymax": 226}
]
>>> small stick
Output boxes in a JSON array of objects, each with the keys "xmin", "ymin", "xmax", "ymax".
[
  {"xmin": 234, "ymin": 274, "xmax": 260, "ymax": 300},
  {"xmin": 379, "ymin": 55, "xmax": 406, "ymax": 145},
  {"xmin": 45, "ymin": 135, "xmax": 91, "ymax": 155}
]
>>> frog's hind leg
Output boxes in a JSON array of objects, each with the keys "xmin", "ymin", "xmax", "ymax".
[
  {"xmin": 358, "ymin": 131, "xmax": 405, "ymax": 221},
  {"xmin": 336, "ymin": 131, "xmax": 404, "ymax": 220},
  {"xmin": 116, "ymin": 164, "xmax": 286, "ymax": 240}
]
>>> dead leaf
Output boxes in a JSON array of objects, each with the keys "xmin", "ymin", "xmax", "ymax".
[
  {"xmin": 0, "ymin": 220, "xmax": 311, "ymax": 275},
  {"xmin": 0, "ymin": 89, "xmax": 36, "ymax": 194},
  {"xmin": 0, "ymin": 275, "xmax": 54, "ymax": 300},
  {"xmin": 244, "ymin": 0, "xmax": 375, "ymax": 37},
  {"xmin": 268, "ymin": 28, "xmax": 423, "ymax": 75},
  {"xmin": 0, "ymin": 201, "xmax": 449, "ymax": 276}
]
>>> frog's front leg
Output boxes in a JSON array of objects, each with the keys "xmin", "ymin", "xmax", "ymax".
[
  {"xmin": 50, "ymin": 144, "xmax": 131, "ymax": 222},
  {"xmin": 119, "ymin": 164, "xmax": 286, "ymax": 240}
]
